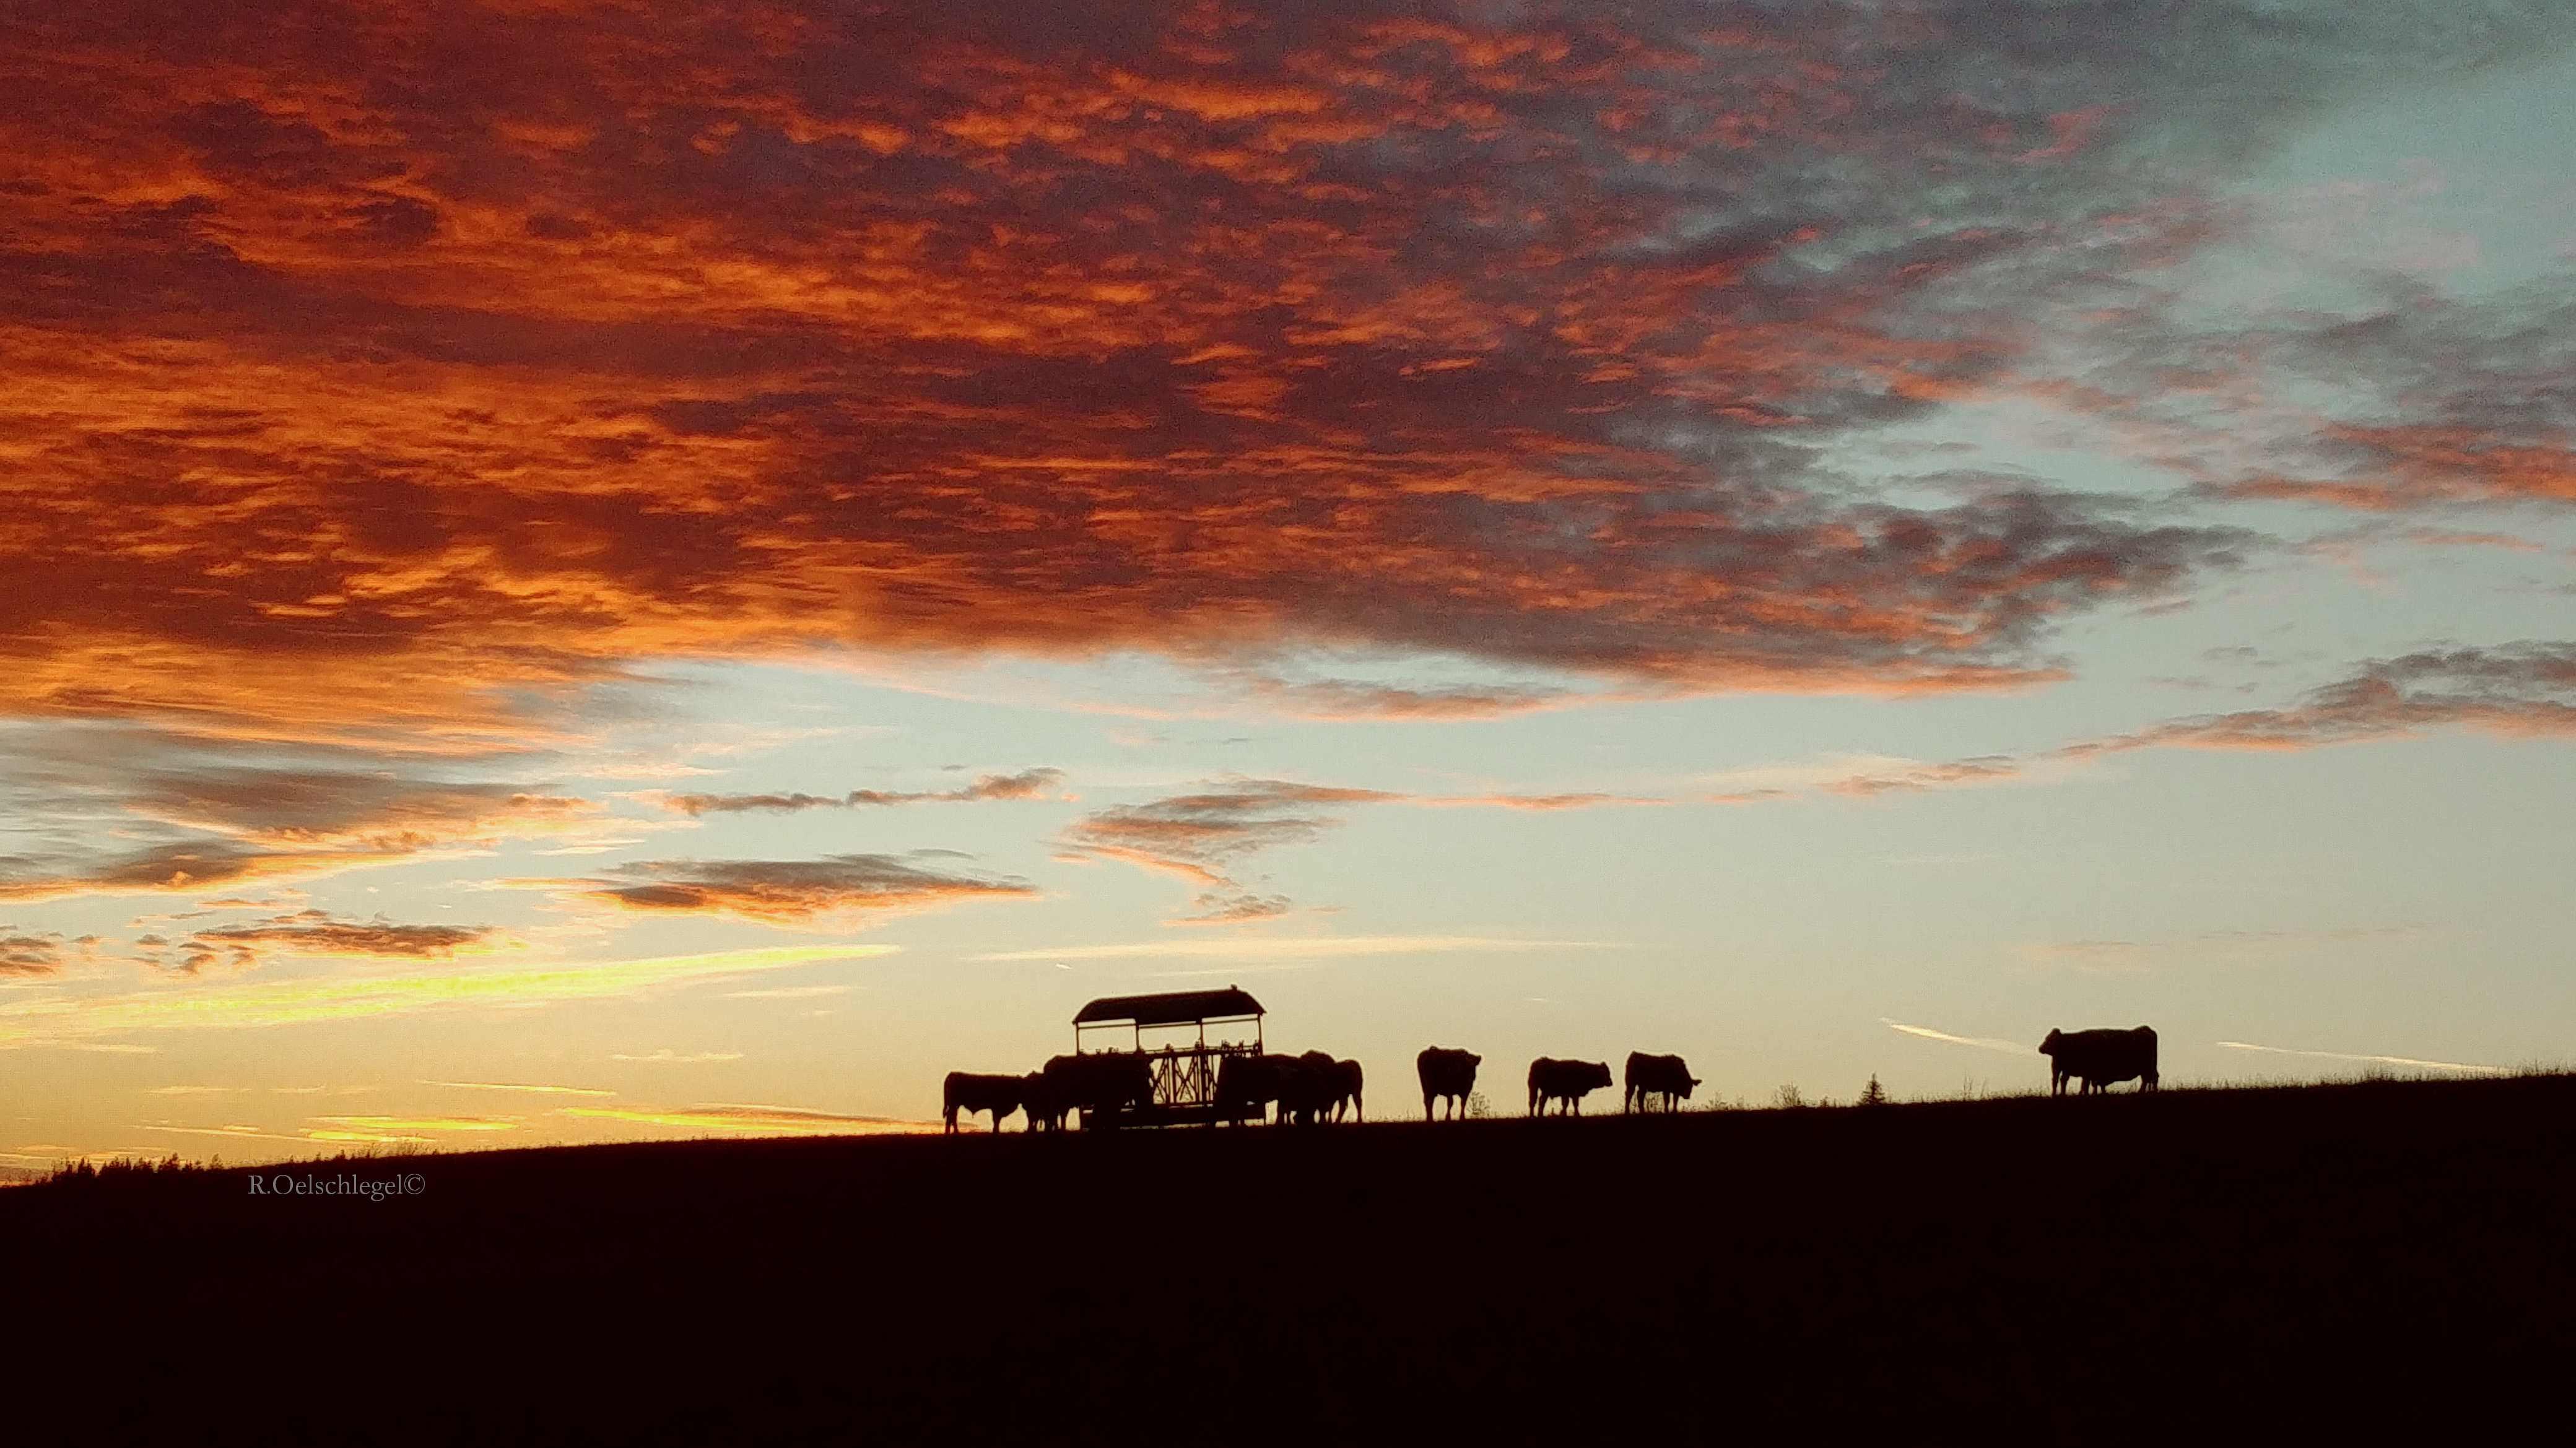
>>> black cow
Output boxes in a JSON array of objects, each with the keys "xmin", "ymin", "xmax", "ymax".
[
  {"xmin": 2039, "ymin": 1026, "xmax": 2159, "ymax": 1095},
  {"xmin": 1326, "ymin": 1057, "xmax": 1364, "ymax": 1122},
  {"xmin": 1215, "ymin": 1052, "xmax": 1286, "ymax": 1124},
  {"xmin": 1041, "ymin": 1052, "xmax": 1153, "ymax": 1128},
  {"xmin": 1275, "ymin": 1051, "xmax": 1344, "ymax": 1126},
  {"xmin": 1623, "ymin": 1052, "xmax": 1700, "ymax": 1112},
  {"xmin": 941, "ymin": 1071, "xmax": 1023, "ymax": 1134},
  {"xmin": 1527, "ymin": 1057, "xmax": 1613, "ymax": 1116},
  {"xmin": 1020, "ymin": 1070, "xmax": 1069, "ymax": 1132},
  {"xmin": 1417, "ymin": 1047, "xmax": 1481, "ymax": 1121}
]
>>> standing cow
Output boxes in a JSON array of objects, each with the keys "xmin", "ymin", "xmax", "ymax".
[
  {"xmin": 1623, "ymin": 1052, "xmax": 1700, "ymax": 1112},
  {"xmin": 1417, "ymin": 1047, "xmax": 1481, "ymax": 1120},
  {"xmin": 1326, "ymin": 1057, "xmax": 1364, "ymax": 1122},
  {"xmin": 1527, "ymin": 1057, "xmax": 1614, "ymax": 1116},
  {"xmin": 942, "ymin": 1071, "xmax": 1024, "ymax": 1134},
  {"xmin": 2039, "ymin": 1026, "xmax": 2159, "ymax": 1095}
]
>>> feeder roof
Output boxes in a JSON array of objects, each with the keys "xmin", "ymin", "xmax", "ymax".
[{"xmin": 1073, "ymin": 988, "xmax": 1264, "ymax": 1028}]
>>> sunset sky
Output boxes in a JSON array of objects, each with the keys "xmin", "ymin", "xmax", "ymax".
[{"xmin": 4, "ymin": 1, "xmax": 2572, "ymax": 1167}]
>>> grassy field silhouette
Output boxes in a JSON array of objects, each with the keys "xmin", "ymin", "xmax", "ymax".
[{"xmin": 14, "ymin": 1073, "xmax": 2570, "ymax": 1442}]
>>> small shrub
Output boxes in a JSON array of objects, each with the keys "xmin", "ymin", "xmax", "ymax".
[
  {"xmin": 1465, "ymin": 1091, "xmax": 1491, "ymax": 1119},
  {"xmin": 1773, "ymin": 1084, "xmax": 1806, "ymax": 1110}
]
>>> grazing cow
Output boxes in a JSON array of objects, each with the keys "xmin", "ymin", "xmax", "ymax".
[
  {"xmin": 1216, "ymin": 1052, "xmax": 1289, "ymax": 1125},
  {"xmin": 1041, "ymin": 1052, "xmax": 1154, "ymax": 1128},
  {"xmin": 1020, "ymin": 1070, "xmax": 1069, "ymax": 1132},
  {"xmin": 1417, "ymin": 1047, "xmax": 1481, "ymax": 1121},
  {"xmin": 2039, "ymin": 1026, "xmax": 2160, "ymax": 1096},
  {"xmin": 941, "ymin": 1071, "xmax": 1023, "ymax": 1134},
  {"xmin": 1623, "ymin": 1052, "xmax": 1700, "ymax": 1112},
  {"xmin": 1527, "ymin": 1057, "xmax": 1614, "ymax": 1116},
  {"xmin": 1275, "ymin": 1051, "xmax": 1344, "ymax": 1126}
]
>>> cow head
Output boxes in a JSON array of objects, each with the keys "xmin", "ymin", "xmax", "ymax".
[
  {"xmin": 1467, "ymin": 1053, "xmax": 1483, "ymax": 1069},
  {"xmin": 2039, "ymin": 1029, "xmax": 2063, "ymax": 1057},
  {"xmin": 1582, "ymin": 1061, "xmax": 1612, "ymax": 1090}
]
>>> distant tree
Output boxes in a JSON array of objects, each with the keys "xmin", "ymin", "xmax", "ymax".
[
  {"xmin": 1773, "ymin": 1084, "xmax": 1806, "ymax": 1110},
  {"xmin": 1858, "ymin": 1075, "xmax": 1889, "ymax": 1107}
]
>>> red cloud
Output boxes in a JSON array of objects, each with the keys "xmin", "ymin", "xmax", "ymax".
[{"xmin": 0, "ymin": 0, "xmax": 2321, "ymax": 750}]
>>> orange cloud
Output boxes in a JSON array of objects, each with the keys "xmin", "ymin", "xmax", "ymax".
[
  {"xmin": 142, "ymin": 910, "xmax": 497, "ymax": 975},
  {"xmin": 0, "ymin": 931, "xmax": 94, "ymax": 976}
]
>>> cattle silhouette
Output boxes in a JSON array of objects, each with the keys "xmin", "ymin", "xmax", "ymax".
[
  {"xmin": 1041, "ymin": 1051, "xmax": 1153, "ymax": 1127},
  {"xmin": 1325, "ymin": 1057, "xmax": 1364, "ymax": 1121},
  {"xmin": 1274, "ymin": 1050, "xmax": 1345, "ymax": 1126},
  {"xmin": 1417, "ymin": 1047, "xmax": 1481, "ymax": 1120},
  {"xmin": 1211, "ymin": 1056, "xmax": 1308, "ymax": 1123},
  {"xmin": 1527, "ymin": 1057, "xmax": 1613, "ymax": 1116},
  {"xmin": 2040, "ymin": 1026, "xmax": 2159, "ymax": 1095},
  {"xmin": 941, "ymin": 1072, "xmax": 1023, "ymax": 1134},
  {"xmin": 1020, "ymin": 1070, "xmax": 1069, "ymax": 1131},
  {"xmin": 1622, "ymin": 1052, "xmax": 1699, "ymax": 1112}
]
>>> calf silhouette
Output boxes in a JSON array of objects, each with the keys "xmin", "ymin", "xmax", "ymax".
[
  {"xmin": 1417, "ymin": 1047, "xmax": 1481, "ymax": 1120},
  {"xmin": 1623, "ymin": 1052, "xmax": 1700, "ymax": 1112},
  {"xmin": 2039, "ymin": 1026, "xmax": 2159, "ymax": 1095},
  {"xmin": 941, "ymin": 1071, "xmax": 1023, "ymax": 1134},
  {"xmin": 1527, "ymin": 1057, "xmax": 1612, "ymax": 1116}
]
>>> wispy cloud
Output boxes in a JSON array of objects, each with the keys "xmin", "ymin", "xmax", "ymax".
[
  {"xmin": 609, "ymin": 1050, "xmax": 743, "ymax": 1064},
  {"xmin": 2214, "ymin": 1041, "xmax": 2512, "ymax": 1076},
  {"xmin": 419, "ymin": 1080, "xmax": 614, "ymax": 1098},
  {"xmin": 975, "ymin": 936, "xmax": 1622, "ymax": 963},
  {"xmin": 660, "ymin": 768, "xmax": 1068, "ymax": 815},
  {"xmin": 1059, "ymin": 778, "xmax": 1666, "ymax": 919}
]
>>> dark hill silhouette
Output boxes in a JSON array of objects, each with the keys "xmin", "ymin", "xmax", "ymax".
[{"xmin": 9, "ymin": 1074, "xmax": 2574, "ymax": 1442}]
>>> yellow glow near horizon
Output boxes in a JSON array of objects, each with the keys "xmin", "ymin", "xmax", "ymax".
[{"xmin": 0, "ymin": 944, "xmax": 894, "ymax": 1048}]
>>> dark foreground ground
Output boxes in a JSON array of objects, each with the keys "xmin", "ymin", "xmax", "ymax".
[{"xmin": 13, "ymin": 1076, "xmax": 2576, "ymax": 1444}]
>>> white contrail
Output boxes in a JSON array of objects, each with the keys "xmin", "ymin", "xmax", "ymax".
[
  {"xmin": 974, "ymin": 936, "xmax": 1621, "ymax": 962},
  {"xmin": 1882, "ymin": 1019, "xmax": 2029, "ymax": 1055},
  {"xmin": 2215, "ymin": 1041, "xmax": 2511, "ymax": 1076}
]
